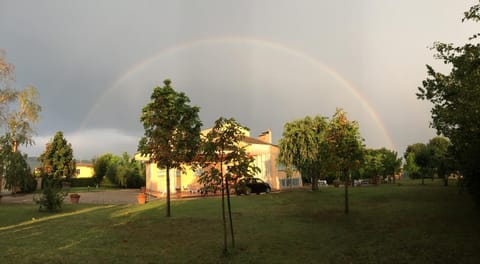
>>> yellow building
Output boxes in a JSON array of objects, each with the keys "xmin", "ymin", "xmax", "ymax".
[
  {"xmin": 137, "ymin": 129, "xmax": 302, "ymax": 196},
  {"xmin": 74, "ymin": 163, "xmax": 94, "ymax": 178}
]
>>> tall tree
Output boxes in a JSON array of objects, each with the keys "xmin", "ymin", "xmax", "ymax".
[
  {"xmin": 38, "ymin": 131, "xmax": 76, "ymax": 182},
  {"xmin": 325, "ymin": 109, "xmax": 364, "ymax": 214},
  {"xmin": 138, "ymin": 79, "xmax": 202, "ymax": 217},
  {"xmin": 278, "ymin": 115, "xmax": 328, "ymax": 190},
  {"xmin": 418, "ymin": 3, "xmax": 480, "ymax": 204},
  {"xmin": 199, "ymin": 117, "xmax": 260, "ymax": 254},
  {"xmin": 0, "ymin": 50, "xmax": 41, "ymax": 193}
]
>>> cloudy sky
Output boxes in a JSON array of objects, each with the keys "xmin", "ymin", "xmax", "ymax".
[{"xmin": 1, "ymin": 0, "xmax": 478, "ymax": 160}]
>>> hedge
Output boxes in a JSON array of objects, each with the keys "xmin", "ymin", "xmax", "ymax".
[{"xmin": 70, "ymin": 178, "xmax": 96, "ymax": 187}]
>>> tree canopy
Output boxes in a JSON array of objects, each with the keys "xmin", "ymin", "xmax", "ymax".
[
  {"xmin": 417, "ymin": 2, "xmax": 480, "ymax": 203},
  {"xmin": 39, "ymin": 131, "xmax": 76, "ymax": 182},
  {"xmin": 278, "ymin": 115, "xmax": 328, "ymax": 190}
]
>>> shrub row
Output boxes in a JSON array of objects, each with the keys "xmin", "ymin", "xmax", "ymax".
[{"xmin": 69, "ymin": 177, "xmax": 97, "ymax": 187}]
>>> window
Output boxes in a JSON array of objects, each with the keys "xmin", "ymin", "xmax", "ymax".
[{"xmin": 280, "ymin": 178, "xmax": 300, "ymax": 187}]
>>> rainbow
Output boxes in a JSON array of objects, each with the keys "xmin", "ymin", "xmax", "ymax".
[{"xmin": 80, "ymin": 36, "xmax": 396, "ymax": 150}]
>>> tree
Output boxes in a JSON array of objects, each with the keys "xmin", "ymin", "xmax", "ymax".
[
  {"xmin": 404, "ymin": 152, "xmax": 420, "ymax": 179},
  {"xmin": 92, "ymin": 153, "xmax": 112, "ymax": 184},
  {"xmin": 361, "ymin": 148, "xmax": 401, "ymax": 184},
  {"xmin": 325, "ymin": 109, "xmax": 364, "ymax": 214},
  {"xmin": 138, "ymin": 79, "xmax": 202, "ymax": 217},
  {"xmin": 378, "ymin": 148, "xmax": 402, "ymax": 183},
  {"xmin": 199, "ymin": 117, "xmax": 260, "ymax": 254},
  {"xmin": 38, "ymin": 131, "xmax": 76, "ymax": 183},
  {"xmin": 361, "ymin": 149, "xmax": 384, "ymax": 182},
  {"xmin": 427, "ymin": 137, "xmax": 451, "ymax": 186},
  {"xmin": 0, "ymin": 50, "xmax": 41, "ymax": 193},
  {"xmin": 93, "ymin": 152, "xmax": 146, "ymax": 188},
  {"xmin": 418, "ymin": 3, "xmax": 480, "ymax": 204},
  {"xmin": 0, "ymin": 134, "xmax": 35, "ymax": 195},
  {"xmin": 404, "ymin": 143, "xmax": 430, "ymax": 184},
  {"xmin": 278, "ymin": 116, "xmax": 328, "ymax": 190}
]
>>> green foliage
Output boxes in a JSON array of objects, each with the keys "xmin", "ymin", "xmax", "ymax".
[
  {"xmin": 92, "ymin": 152, "xmax": 145, "ymax": 188},
  {"xmin": 138, "ymin": 79, "xmax": 201, "ymax": 217},
  {"xmin": 403, "ymin": 137, "xmax": 452, "ymax": 184},
  {"xmin": 360, "ymin": 148, "xmax": 400, "ymax": 183},
  {"xmin": 0, "ymin": 133, "xmax": 36, "ymax": 194},
  {"xmin": 418, "ymin": 3, "xmax": 480, "ymax": 203},
  {"xmin": 92, "ymin": 153, "xmax": 112, "ymax": 184},
  {"xmin": 404, "ymin": 152, "xmax": 420, "ymax": 179},
  {"xmin": 325, "ymin": 109, "xmax": 365, "ymax": 173},
  {"xmin": 138, "ymin": 79, "xmax": 202, "ymax": 170},
  {"xmin": 69, "ymin": 177, "xmax": 96, "ymax": 187},
  {"xmin": 34, "ymin": 179, "xmax": 67, "ymax": 212},
  {"xmin": 38, "ymin": 131, "xmax": 76, "ymax": 181},
  {"xmin": 278, "ymin": 115, "xmax": 328, "ymax": 189}
]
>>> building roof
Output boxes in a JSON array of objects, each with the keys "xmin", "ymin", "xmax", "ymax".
[
  {"xmin": 76, "ymin": 163, "xmax": 93, "ymax": 167},
  {"xmin": 241, "ymin": 136, "xmax": 277, "ymax": 147}
]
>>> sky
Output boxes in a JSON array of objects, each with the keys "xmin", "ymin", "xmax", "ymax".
[{"xmin": 0, "ymin": 0, "xmax": 478, "ymax": 160}]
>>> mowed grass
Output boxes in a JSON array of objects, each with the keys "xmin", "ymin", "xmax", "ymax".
[{"xmin": 1, "ymin": 180, "xmax": 480, "ymax": 264}]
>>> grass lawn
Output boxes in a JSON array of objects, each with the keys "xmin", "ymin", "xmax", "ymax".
[{"xmin": 1, "ymin": 180, "xmax": 479, "ymax": 263}]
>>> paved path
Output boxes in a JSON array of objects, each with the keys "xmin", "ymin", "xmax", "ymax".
[{"xmin": 1, "ymin": 189, "xmax": 152, "ymax": 205}]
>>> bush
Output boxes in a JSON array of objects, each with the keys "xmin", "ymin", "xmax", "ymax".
[
  {"xmin": 34, "ymin": 180, "xmax": 67, "ymax": 212},
  {"xmin": 126, "ymin": 172, "xmax": 146, "ymax": 188},
  {"xmin": 20, "ymin": 174, "xmax": 37, "ymax": 193},
  {"xmin": 99, "ymin": 177, "xmax": 117, "ymax": 188},
  {"xmin": 70, "ymin": 178, "xmax": 96, "ymax": 187}
]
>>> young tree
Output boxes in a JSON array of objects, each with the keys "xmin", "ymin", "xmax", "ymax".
[
  {"xmin": 199, "ymin": 117, "xmax": 260, "ymax": 254},
  {"xmin": 278, "ymin": 116, "xmax": 328, "ymax": 190},
  {"xmin": 138, "ymin": 79, "xmax": 202, "ymax": 217},
  {"xmin": 418, "ymin": 3, "xmax": 480, "ymax": 204},
  {"xmin": 325, "ymin": 109, "xmax": 364, "ymax": 214},
  {"xmin": 38, "ymin": 131, "xmax": 76, "ymax": 183}
]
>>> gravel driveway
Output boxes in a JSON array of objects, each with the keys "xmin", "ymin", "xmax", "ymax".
[{"xmin": 1, "ymin": 189, "xmax": 150, "ymax": 205}]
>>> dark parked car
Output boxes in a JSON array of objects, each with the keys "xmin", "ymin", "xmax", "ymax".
[{"xmin": 235, "ymin": 178, "xmax": 271, "ymax": 195}]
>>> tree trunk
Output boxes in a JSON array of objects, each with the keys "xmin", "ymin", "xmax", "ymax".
[
  {"xmin": 166, "ymin": 165, "xmax": 171, "ymax": 217},
  {"xmin": 311, "ymin": 174, "xmax": 319, "ymax": 191},
  {"xmin": 225, "ymin": 174, "xmax": 235, "ymax": 248},
  {"xmin": 12, "ymin": 140, "xmax": 17, "ymax": 153},
  {"xmin": 220, "ymin": 161, "xmax": 228, "ymax": 254},
  {"xmin": 444, "ymin": 175, "xmax": 449, "ymax": 187},
  {"xmin": 344, "ymin": 170, "xmax": 349, "ymax": 214}
]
